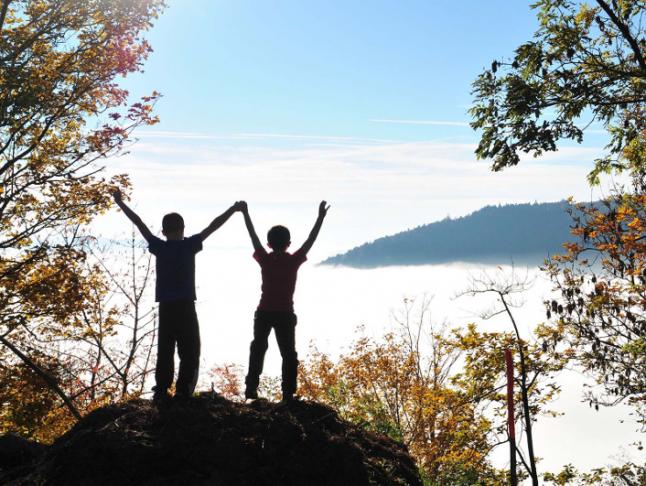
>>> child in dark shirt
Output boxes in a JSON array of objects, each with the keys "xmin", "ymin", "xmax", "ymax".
[
  {"xmin": 112, "ymin": 190, "xmax": 243, "ymax": 402},
  {"xmin": 240, "ymin": 201, "xmax": 329, "ymax": 401}
]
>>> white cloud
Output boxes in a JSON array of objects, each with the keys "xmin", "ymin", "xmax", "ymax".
[{"xmin": 100, "ymin": 131, "xmax": 613, "ymax": 255}]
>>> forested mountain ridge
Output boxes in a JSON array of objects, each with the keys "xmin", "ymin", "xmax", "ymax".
[{"xmin": 323, "ymin": 201, "xmax": 578, "ymax": 267}]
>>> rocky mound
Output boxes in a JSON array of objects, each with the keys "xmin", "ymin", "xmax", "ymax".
[
  {"xmin": 1, "ymin": 393, "xmax": 422, "ymax": 485},
  {"xmin": 0, "ymin": 433, "xmax": 47, "ymax": 478}
]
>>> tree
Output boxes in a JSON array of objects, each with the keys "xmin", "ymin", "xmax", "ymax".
[
  {"xmin": 455, "ymin": 269, "xmax": 568, "ymax": 486},
  {"xmin": 470, "ymin": 0, "xmax": 645, "ymax": 185},
  {"xmin": 0, "ymin": 231, "xmax": 157, "ymax": 442},
  {"xmin": 543, "ymin": 193, "xmax": 645, "ymax": 426},
  {"xmin": 0, "ymin": 346, "xmax": 70, "ymax": 440},
  {"xmin": 544, "ymin": 453, "xmax": 646, "ymax": 485},
  {"xmin": 0, "ymin": 0, "xmax": 163, "ymax": 420},
  {"xmin": 85, "ymin": 231, "xmax": 157, "ymax": 399},
  {"xmin": 469, "ymin": 0, "xmax": 645, "ymax": 445}
]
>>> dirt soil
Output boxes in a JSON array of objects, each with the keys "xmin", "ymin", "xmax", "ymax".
[{"xmin": 1, "ymin": 393, "xmax": 422, "ymax": 486}]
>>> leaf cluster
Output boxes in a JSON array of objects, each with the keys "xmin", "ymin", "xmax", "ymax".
[
  {"xmin": 543, "ymin": 191, "xmax": 646, "ymax": 425},
  {"xmin": 470, "ymin": 0, "xmax": 645, "ymax": 184},
  {"xmin": 544, "ymin": 454, "xmax": 646, "ymax": 485}
]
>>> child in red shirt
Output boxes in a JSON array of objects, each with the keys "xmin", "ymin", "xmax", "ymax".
[{"xmin": 240, "ymin": 201, "xmax": 330, "ymax": 401}]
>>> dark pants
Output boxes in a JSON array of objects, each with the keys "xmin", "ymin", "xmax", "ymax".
[
  {"xmin": 245, "ymin": 310, "xmax": 298, "ymax": 395},
  {"xmin": 155, "ymin": 300, "xmax": 200, "ymax": 396}
]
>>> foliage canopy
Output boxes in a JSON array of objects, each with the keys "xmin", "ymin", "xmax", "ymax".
[
  {"xmin": 470, "ymin": 0, "xmax": 645, "ymax": 185},
  {"xmin": 0, "ymin": 0, "xmax": 164, "ymax": 433}
]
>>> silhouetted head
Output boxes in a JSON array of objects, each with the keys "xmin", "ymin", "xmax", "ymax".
[
  {"xmin": 267, "ymin": 225, "xmax": 291, "ymax": 252},
  {"xmin": 162, "ymin": 212, "xmax": 185, "ymax": 240}
]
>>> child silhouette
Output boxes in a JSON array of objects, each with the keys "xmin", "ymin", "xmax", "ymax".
[
  {"xmin": 112, "ymin": 190, "xmax": 243, "ymax": 402},
  {"xmin": 240, "ymin": 201, "xmax": 330, "ymax": 401}
]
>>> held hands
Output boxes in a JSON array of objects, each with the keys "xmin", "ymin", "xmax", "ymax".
[
  {"xmin": 234, "ymin": 200, "xmax": 248, "ymax": 213},
  {"xmin": 318, "ymin": 200, "xmax": 330, "ymax": 218}
]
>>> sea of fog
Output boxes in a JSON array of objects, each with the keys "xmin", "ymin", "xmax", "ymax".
[{"xmin": 185, "ymin": 247, "xmax": 642, "ymax": 476}]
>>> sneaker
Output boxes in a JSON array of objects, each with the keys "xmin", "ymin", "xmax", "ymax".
[
  {"xmin": 281, "ymin": 392, "xmax": 297, "ymax": 403},
  {"xmin": 152, "ymin": 388, "xmax": 170, "ymax": 404},
  {"xmin": 244, "ymin": 388, "xmax": 258, "ymax": 400},
  {"xmin": 173, "ymin": 391, "xmax": 192, "ymax": 404}
]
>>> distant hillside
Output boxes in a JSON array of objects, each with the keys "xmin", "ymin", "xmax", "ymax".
[{"xmin": 323, "ymin": 201, "xmax": 578, "ymax": 268}]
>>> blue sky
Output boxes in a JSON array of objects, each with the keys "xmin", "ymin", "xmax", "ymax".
[{"xmin": 124, "ymin": 1, "xmax": 543, "ymax": 140}]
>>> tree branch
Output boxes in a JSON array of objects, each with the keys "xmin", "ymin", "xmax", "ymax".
[
  {"xmin": 0, "ymin": 0, "xmax": 10, "ymax": 33},
  {"xmin": 0, "ymin": 334, "xmax": 81, "ymax": 420},
  {"xmin": 595, "ymin": 0, "xmax": 646, "ymax": 72}
]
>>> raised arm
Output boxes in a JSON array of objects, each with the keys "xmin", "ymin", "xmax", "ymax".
[
  {"xmin": 112, "ymin": 190, "xmax": 154, "ymax": 243},
  {"xmin": 200, "ymin": 202, "xmax": 242, "ymax": 241},
  {"xmin": 297, "ymin": 200, "xmax": 330, "ymax": 255},
  {"xmin": 240, "ymin": 202, "xmax": 266, "ymax": 255}
]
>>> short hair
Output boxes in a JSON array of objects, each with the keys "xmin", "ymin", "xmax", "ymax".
[
  {"xmin": 267, "ymin": 225, "xmax": 290, "ymax": 251},
  {"xmin": 162, "ymin": 212, "xmax": 184, "ymax": 233}
]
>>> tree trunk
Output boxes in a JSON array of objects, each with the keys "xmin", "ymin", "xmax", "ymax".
[
  {"xmin": 505, "ymin": 349, "xmax": 518, "ymax": 486},
  {"xmin": 0, "ymin": 0, "xmax": 10, "ymax": 33},
  {"xmin": 501, "ymin": 295, "xmax": 538, "ymax": 485},
  {"xmin": 517, "ymin": 344, "xmax": 538, "ymax": 486}
]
